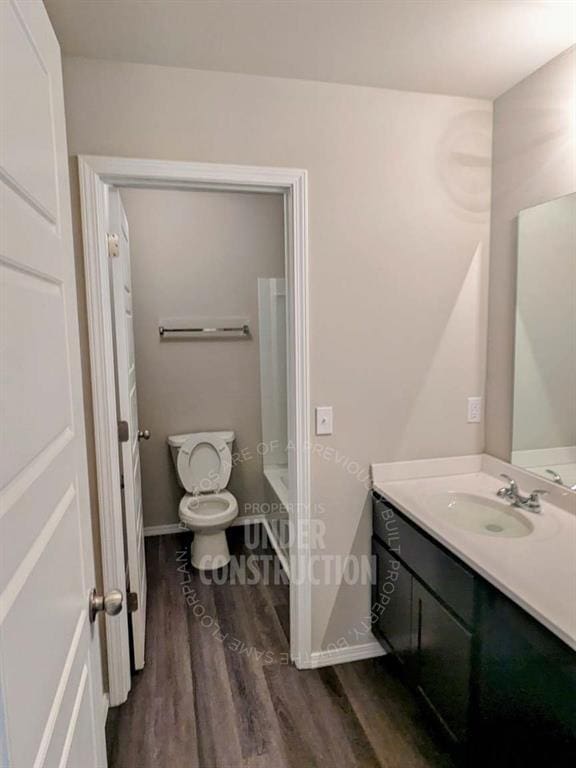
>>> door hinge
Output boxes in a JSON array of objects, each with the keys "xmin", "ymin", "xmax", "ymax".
[
  {"xmin": 127, "ymin": 592, "xmax": 139, "ymax": 613},
  {"xmin": 107, "ymin": 232, "xmax": 119, "ymax": 258},
  {"xmin": 118, "ymin": 419, "xmax": 129, "ymax": 443}
]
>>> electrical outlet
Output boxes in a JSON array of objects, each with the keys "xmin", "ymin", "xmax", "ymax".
[{"xmin": 467, "ymin": 397, "xmax": 482, "ymax": 424}]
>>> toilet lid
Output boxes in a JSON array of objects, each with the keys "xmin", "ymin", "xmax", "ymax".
[{"xmin": 177, "ymin": 434, "xmax": 232, "ymax": 493}]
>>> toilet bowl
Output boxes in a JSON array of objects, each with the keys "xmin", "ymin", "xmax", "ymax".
[
  {"xmin": 179, "ymin": 490, "xmax": 238, "ymax": 569},
  {"xmin": 168, "ymin": 430, "xmax": 238, "ymax": 570}
]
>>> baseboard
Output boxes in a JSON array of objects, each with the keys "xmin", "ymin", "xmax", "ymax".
[
  {"xmin": 143, "ymin": 515, "xmax": 268, "ymax": 537},
  {"xmin": 230, "ymin": 514, "xmax": 269, "ymax": 527},
  {"xmin": 102, "ymin": 692, "xmax": 109, "ymax": 721},
  {"xmin": 303, "ymin": 637, "xmax": 386, "ymax": 669},
  {"xmin": 143, "ymin": 523, "xmax": 186, "ymax": 537}
]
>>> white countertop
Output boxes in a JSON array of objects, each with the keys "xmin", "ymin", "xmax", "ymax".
[{"xmin": 371, "ymin": 454, "xmax": 576, "ymax": 650}]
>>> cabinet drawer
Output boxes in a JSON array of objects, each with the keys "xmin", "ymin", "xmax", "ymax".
[{"xmin": 373, "ymin": 495, "xmax": 475, "ymax": 625}]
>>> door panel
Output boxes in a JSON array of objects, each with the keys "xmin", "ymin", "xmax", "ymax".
[
  {"xmin": 108, "ymin": 189, "xmax": 148, "ymax": 670},
  {"xmin": 0, "ymin": 0, "xmax": 58, "ymax": 220},
  {"xmin": 0, "ymin": 264, "xmax": 72, "ymax": 486},
  {"xmin": 0, "ymin": 1, "xmax": 105, "ymax": 765}
]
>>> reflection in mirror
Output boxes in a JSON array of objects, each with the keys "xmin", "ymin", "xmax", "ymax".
[{"xmin": 511, "ymin": 193, "xmax": 576, "ymax": 490}]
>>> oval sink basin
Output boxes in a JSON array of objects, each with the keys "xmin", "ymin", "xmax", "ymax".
[{"xmin": 429, "ymin": 492, "xmax": 534, "ymax": 538}]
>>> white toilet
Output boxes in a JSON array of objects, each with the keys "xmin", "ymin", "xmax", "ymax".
[{"xmin": 168, "ymin": 430, "xmax": 238, "ymax": 570}]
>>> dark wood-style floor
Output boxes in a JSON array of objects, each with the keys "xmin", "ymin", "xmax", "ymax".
[{"xmin": 106, "ymin": 530, "xmax": 455, "ymax": 768}]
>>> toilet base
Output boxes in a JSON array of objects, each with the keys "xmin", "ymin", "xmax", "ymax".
[{"xmin": 191, "ymin": 530, "xmax": 231, "ymax": 570}]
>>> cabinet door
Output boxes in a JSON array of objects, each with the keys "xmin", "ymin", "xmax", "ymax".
[
  {"xmin": 473, "ymin": 586, "xmax": 576, "ymax": 765},
  {"xmin": 372, "ymin": 538, "xmax": 412, "ymax": 664},
  {"xmin": 412, "ymin": 580, "xmax": 472, "ymax": 743}
]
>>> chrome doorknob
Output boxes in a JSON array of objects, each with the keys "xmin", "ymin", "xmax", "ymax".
[
  {"xmin": 138, "ymin": 429, "xmax": 151, "ymax": 441},
  {"xmin": 89, "ymin": 588, "xmax": 123, "ymax": 623}
]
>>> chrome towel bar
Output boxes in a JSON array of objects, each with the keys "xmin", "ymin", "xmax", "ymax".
[{"xmin": 159, "ymin": 324, "xmax": 249, "ymax": 337}]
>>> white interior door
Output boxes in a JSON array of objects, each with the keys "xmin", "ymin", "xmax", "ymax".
[
  {"xmin": 108, "ymin": 189, "xmax": 147, "ymax": 670},
  {"xmin": 0, "ymin": 1, "xmax": 107, "ymax": 766}
]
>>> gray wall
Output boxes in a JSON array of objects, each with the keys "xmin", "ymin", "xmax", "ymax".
[
  {"xmin": 119, "ymin": 188, "xmax": 285, "ymax": 527},
  {"xmin": 513, "ymin": 194, "xmax": 576, "ymax": 452},
  {"xmin": 63, "ymin": 57, "xmax": 492, "ymax": 652},
  {"xmin": 486, "ymin": 46, "xmax": 576, "ymax": 460}
]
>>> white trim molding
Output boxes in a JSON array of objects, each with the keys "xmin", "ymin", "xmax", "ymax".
[
  {"xmin": 78, "ymin": 155, "xmax": 312, "ymax": 702},
  {"xmin": 143, "ymin": 515, "xmax": 270, "ymax": 537},
  {"xmin": 305, "ymin": 638, "xmax": 386, "ymax": 669},
  {"xmin": 78, "ymin": 161, "xmax": 131, "ymax": 706},
  {"xmin": 230, "ymin": 514, "xmax": 271, "ymax": 528},
  {"xmin": 143, "ymin": 523, "xmax": 187, "ymax": 538}
]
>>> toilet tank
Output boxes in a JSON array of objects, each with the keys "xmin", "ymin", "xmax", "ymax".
[{"xmin": 167, "ymin": 431, "xmax": 235, "ymax": 486}]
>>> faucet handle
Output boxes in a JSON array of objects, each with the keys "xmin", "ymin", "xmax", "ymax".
[
  {"xmin": 529, "ymin": 489, "xmax": 549, "ymax": 498},
  {"xmin": 499, "ymin": 473, "xmax": 517, "ymax": 490},
  {"xmin": 545, "ymin": 469, "xmax": 562, "ymax": 484},
  {"xmin": 527, "ymin": 488, "xmax": 549, "ymax": 511}
]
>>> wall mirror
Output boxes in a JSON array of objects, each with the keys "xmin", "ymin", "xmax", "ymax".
[{"xmin": 511, "ymin": 192, "xmax": 576, "ymax": 489}]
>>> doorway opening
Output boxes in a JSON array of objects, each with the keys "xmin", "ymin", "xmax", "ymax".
[{"xmin": 78, "ymin": 156, "xmax": 311, "ymax": 708}]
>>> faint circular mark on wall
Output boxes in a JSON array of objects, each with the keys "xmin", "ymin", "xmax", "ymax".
[{"xmin": 436, "ymin": 110, "xmax": 492, "ymax": 216}]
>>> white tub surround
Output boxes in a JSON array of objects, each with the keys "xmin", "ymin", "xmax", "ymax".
[
  {"xmin": 263, "ymin": 465, "xmax": 289, "ymax": 510},
  {"xmin": 371, "ymin": 454, "xmax": 576, "ymax": 650},
  {"xmin": 263, "ymin": 466, "xmax": 290, "ymax": 578},
  {"xmin": 258, "ymin": 277, "xmax": 291, "ymax": 578},
  {"xmin": 258, "ymin": 277, "xmax": 288, "ymax": 468}
]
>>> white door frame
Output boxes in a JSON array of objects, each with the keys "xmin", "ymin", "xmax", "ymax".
[{"xmin": 78, "ymin": 155, "xmax": 312, "ymax": 705}]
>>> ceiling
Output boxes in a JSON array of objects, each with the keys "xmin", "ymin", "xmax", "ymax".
[{"xmin": 45, "ymin": 0, "xmax": 576, "ymax": 99}]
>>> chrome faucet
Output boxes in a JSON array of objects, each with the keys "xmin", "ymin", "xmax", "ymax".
[
  {"xmin": 545, "ymin": 469, "xmax": 563, "ymax": 485},
  {"xmin": 545, "ymin": 469, "xmax": 576, "ymax": 491},
  {"xmin": 496, "ymin": 474, "xmax": 548, "ymax": 513}
]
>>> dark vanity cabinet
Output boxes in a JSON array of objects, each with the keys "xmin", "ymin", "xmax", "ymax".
[
  {"xmin": 372, "ymin": 494, "xmax": 475, "ymax": 744},
  {"xmin": 411, "ymin": 579, "xmax": 473, "ymax": 744},
  {"xmin": 372, "ymin": 492, "xmax": 576, "ymax": 765},
  {"xmin": 372, "ymin": 538, "xmax": 412, "ymax": 664},
  {"xmin": 474, "ymin": 586, "xmax": 576, "ymax": 766}
]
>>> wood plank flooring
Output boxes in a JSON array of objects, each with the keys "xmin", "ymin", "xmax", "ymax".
[{"xmin": 106, "ymin": 530, "xmax": 455, "ymax": 768}]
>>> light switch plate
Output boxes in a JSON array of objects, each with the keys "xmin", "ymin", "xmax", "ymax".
[
  {"xmin": 315, "ymin": 406, "xmax": 333, "ymax": 435},
  {"xmin": 467, "ymin": 397, "xmax": 482, "ymax": 424}
]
